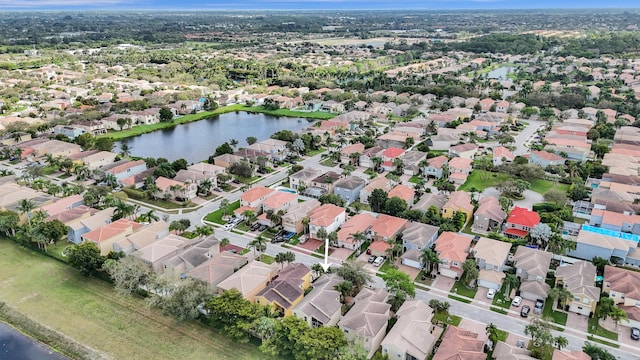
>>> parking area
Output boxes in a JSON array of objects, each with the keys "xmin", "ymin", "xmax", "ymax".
[
  {"xmin": 565, "ymin": 312, "xmax": 588, "ymax": 333},
  {"xmin": 508, "ymin": 298, "xmax": 537, "ymax": 320},
  {"xmin": 474, "ymin": 287, "xmax": 494, "ymax": 308},
  {"xmin": 431, "ymin": 276, "xmax": 455, "ymax": 293},
  {"xmin": 330, "ymin": 248, "xmax": 352, "ymax": 262}
]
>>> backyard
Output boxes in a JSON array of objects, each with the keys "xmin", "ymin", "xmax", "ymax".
[
  {"xmin": 0, "ymin": 239, "xmax": 270, "ymax": 360},
  {"xmin": 204, "ymin": 200, "xmax": 240, "ymax": 224},
  {"xmin": 460, "ymin": 171, "xmax": 570, "ymax": 195}
]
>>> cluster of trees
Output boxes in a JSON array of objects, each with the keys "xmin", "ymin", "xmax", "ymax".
[{"xmin": 524, "ymin": 319, "xmax": 568, "ymax": 359}]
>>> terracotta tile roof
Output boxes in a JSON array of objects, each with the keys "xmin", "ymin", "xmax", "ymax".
[
  {"xmin": 493, "ymin": 146, "xmax": 514, "ymax": 160},
  {"xmin": 310, "ymin": 204, "xmax": 346, "ymax": 227},
  {"xmin": 434, "ymin": 232, "xmax": 471, "ymax": 264},
  {"xmin": 531, "ymin": 150, "xmax": 564, "ymax": 162},
  {"xmin": 262, "ymin": 191, "xmax": 297, "ymax": 210},
  {"xmin": 382, "ymin": 147, "xmax": 405, "ymax": 159},
  {"xmin": 155, "ymin": 176, "xmax": 185, "ymax": 191},
  {"xmin": 427, "ymin": 155, "xmax": 448, "ymax": 169},
  {"xmin": 371, "ymin": 214, "xmax": 408, "ymax": 239},
  {"xmin": 241, "ymin": 186, "xmax": 275, "ymax": 203},
  {"xmin": 448, "ymin": 157, "xmax": 472, "ymax": 170},
  {"xmin": 507, "ymin": 207, "xmax": 541, "ymax": 228},
  {"xmin": 605, "ymin": 265, "xmax": 640, "ymax": 300},
  {"xmin": 341, "ymin": 143, "xmax": 365, "ymax": 155},
  {"xmin": 338, "ymin": 213, "xmax": 377, "ymax": 243},
  {"xmin": 369, "ymin": 240, "xmax": 392, "ymax": 253},
  {"xmin": 105, "ymin": 159, "xmax": 145, "ymax": 175},
  {"xmin": 39, "ymin": 194, "xmax": 83, "ymax": 217},
  {"xmin": 83, "ymin": 218, "xmax": 142, "ymax": 243},
  {"xmin": 443, "ymin": 191, "xmax": 474, "ymax": 213},
  {"xmin": 433, "ymin": 325, "xmax": 485, "ymax": 360},
  {"xmin": 388, "ymin": 185, "xmax": 414, "ymax": 202}
]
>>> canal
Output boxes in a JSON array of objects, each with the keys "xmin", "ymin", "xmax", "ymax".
[
  {"xmin": 0, "ymin": 321, "xmax": 68, "ymax": 360},
  {"xmin": 115, "ymin": 112, "xmax": 315, "ymax": 164}
]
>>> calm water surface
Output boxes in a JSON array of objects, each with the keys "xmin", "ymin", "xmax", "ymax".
[
  {"xmin": 116, "ymin": 112, "xmax": 314, "ymax": 163},
  {"xmin": 0, "ymin": 322, "xmax": 68, "ymax": 360}
]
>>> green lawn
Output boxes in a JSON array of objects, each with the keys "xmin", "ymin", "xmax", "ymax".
[
  {"xmin": 258, "ymin": 254, "xmax": 275, "ymax": 265},
  {"xmin": 450, "ymin": 280, "xmax": 477, "ymax": 299},
  {"xmin": 492, "ymin": 283, "xmax": 514, "ymax": 309},
  {"xmin": 432, "ymin": 312, "xmax": 462, "ymax": 326},
  {"xmin": 409, "ymin": 175, "xmax": 423, "ymax": 184},
  {"xmin": 459, "ymin": 171, "xmax": 512, "ymax": 191},
  {"xmin": 204, "ymin": 200, "xmax": 240, "ymax": 224},
  {"xmin": 529, "ymin": 179, "xmax": 570, "ymax": 195},
  {"xmin": 588, "ymin": 317, "xmax": 619, "ymax": 341},
  {"xmin": 0, "ymin": 239, "xmax": 270, "ymax": 360},
  {"xmin": 542, "ymin": 300, "xmax": 568, "ymax": 326},
  {"xmin": 306, "ymin": 148, "xmax": 326, "ymax": 157}
]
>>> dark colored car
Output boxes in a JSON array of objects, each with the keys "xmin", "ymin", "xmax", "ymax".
[
  {"xmin": 258, "ymin": 224, "xmax": 268, "ymax": 232},
  {"xmin": 632, "ymin": 327, "xmax": 640, "ymax": 340},
  {"xmin": 368, "ymin": 255, "xmax": 377, "ymax": 263},
  {"xmin": 250, "ymin": 223, "xmax": 260, "ymax": 231},
  {"xmin": 271, "ymin": 237, "xmax": 285, "ymax": 243},
  {"xmin": 520, "ymin": 305, "xmax": 530, "ymax": 318},
  {"xmin": 534, "ymin": 299, "xmax": 544, "ymax": 315},
  {"xmin": 232, "ymin": 179, "xmax": 241, "ymax": 184}
]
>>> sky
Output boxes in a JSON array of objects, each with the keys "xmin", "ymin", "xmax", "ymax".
[{"xmin": 0, "ymin": 0, "xmax": 638, "ymax": 10}]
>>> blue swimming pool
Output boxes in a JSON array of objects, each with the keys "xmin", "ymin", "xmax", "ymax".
[
  {"xmin": 276, "ymin": 187, "xmax": 296, "ymax": 194},
  {"xmin": 581, "ymin": 224, "xmax": 639, "ymax": 242}
]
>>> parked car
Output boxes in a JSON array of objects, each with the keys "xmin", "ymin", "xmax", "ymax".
[
  {"xmin": 214, "ymin": 187, "xmax": 223, "ymax": 192},
  {"xmin": 511, "ymin": 296, "xmax": 522, "ymax": 307},
  {"xmin": 520, "ymin": 305, "xmax": 530, "ymax": 318},
  {"xmin": 250, "ymin": 223, "xmax": 261, "ymax": 231},
  {"xmin": 516, "ymin": 339, "xmax": 525, "ymax": 348},
  {"xmin": 534, "ymin": 299, "xmax": 544, "ymax": 314},
  {"xmin": 299, "ymin": 236, "xmax": 308, "ymax": 245},
  {"xmin": 632, "ymin": 327, "xmax": 640, "ymax": 341},
  {"xmin": 368, "ymin": 255, "xmax": 377, "ymax": 263},
  {"xmin": 271, "ymin": 237, "xmax": 285, "ymax": 243},
  {"xmin": 373, "ymin": 256, "xmax": 385, "ymax": 267},
  {"xmin": 486, "ymin": 289, "xmax": 496, "ymax": 299},
  {"xmin": 377, "ymin": 168, "xmax": 384, "ymax": 174},
  {"xmin": 232, "ymin": 179, "xmax": 241, "ymax": 184},
  {"xmin": 223, "ymin": 223, "xmax": 234, "ymax": 231},
  {"xmin": 258, "ymin": 224, "xmax": 267, "ymax": 231}
]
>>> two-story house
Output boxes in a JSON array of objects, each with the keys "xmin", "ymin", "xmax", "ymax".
[
  {"xmin": 555, "ymin": 261, "xmax": 599, "ymax": 316},
  {"xmin": 505, "ymin": 207, "xmax": 540, "ymax": 239},
  {"xmin": 492, "ymin": 146, "xmax": 515, "ymax": 166},
  {"xmin": 442, "ymin": 191, "xmax": 474, "ymax": 223},
  {"xmin": 333, "ymin": 176, "xmax": 366, "ymax": 205},
  {"xmin": 281, "ymin": 199, "xmax": 321, "ymax": 234},
  {"xmin": 100, "ymin": 159, "xmax": 147, "ymax": 182},
  {"xmin": 82, "ymin": 218, "xmax": 144, "ymax": 255},
  {"xmin": 309, "ymin": 171, "xmax": 342, "ymax": 195},
  {"xmin": 336, "ymin": 213, "xmax": 377, "ymax": 250},
  {"xmin": 255, "ymin": 263, "xmax": 310, "ymax": 317},
  {"xmin": 371, "ymin": 214, "xmax": 408, "ymax": 242},
  {"xmin": 155, "ymin": 176, "xmax": 198, "ymax": 201},
  {"xmin": 400, "ymin": 222, "xmax": 439, "ymax": 269},
  {"xmin": 434, "ymin": 232, "xmax": 471, "ymax": 279},
  {"xmin": 422, "ymin": 155, "xmax": 448, "ymax": 179},
  {"xmin": 340, "ymin": 143, "xmax": 365, "ymax": 165},
  {"xmin": 216, "ymin": 261, "xmax": 279, "ymax": 303},
  {"xmin": 240, "ymin": 186, "xmax": 276, "ymax": 213},
  {"xmin": 604, "ymin": 265, "xmax": 640, "ymax": 328},
  {"xmin": 473, "ymin": 237, "xmax": 511, "ymax": 290},
  {"xmin": 381, "ymin": 300, "xmax": 438, "ymax": 360},
  {"xmin": 473, "ymin": 197, "xmax": 507, "ymax": 232},
  {"xmin": 293, "ymin": 274, "xmax": 343, "ymax": 327},
  {"xmin": 448, "ymin": 157, "xmax": 473, "ymax": 186},
  {"xmin": 308, "ymin": 204, "xmax": 347, "ymax": 240},
  {"xmin": 513, "ymin": 246, "xmax": 552, "ymax": 301},
  {"xmin": 289, "ymin": 168, "xmax": 323, "ymax": 191},
  {"xmin": 359, "ymin": 177, "xmax": 393, "ymax": 204}
]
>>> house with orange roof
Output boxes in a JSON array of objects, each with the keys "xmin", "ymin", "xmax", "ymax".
[
  {"xmin": 604, "ymin": 265, "xmax": 640, "ymax": 328},
  {"xmin": 442, "ymin": 191, "xmax": 474, "ymax": 223},
  {"xmin": 478, "ymin": 98, "xmax": 495, "ymax": 112},
  {"xmin": 371, "ymin": 214, "xmax": 408, "ymax": 242},
  {"xmin": 82, "ymin": 218, "xmax": 144, "ymax": 255},
  {"xmin": 340, "ymin": 143, "xmax": 365, "ymax": 164},
  {"xmin": 495, "ymin": 100, "xmax": 509, "ymax": 113},
  {"xmin": 432, "ymin": 325, "xmax": 485, "ymax": 360},
  {"xmin": 551, "ymin": 349, "xmax": 592, "ymax": 360},
  {"xmin": 505, "ymin": 207, "xmax": 540, "ymax": 238},
  {"xmin": 422, "ymin": 155, "xmax": 448, "ymax": 179},
  {"xmin": 448, "ymin": 157, "xmax": 473, "ymax": 186},
  {"xmin": 39, "ymin": 194, "xmax": 84, "ymax": 217},
  {"xmin": 261, "ymin": 191, "xmax": 298, "ymax": 215},
  {"xmin": 388, "ymin": 184, "xmax": 415, "ymax": 205},
  {"xmin": 155, "ymin": 176, "xmax": 197, "ymax": 200},
  {"xmin": 240, "ymin": 186, "xmax": 276, "ymax": 211},
  {"xmin": 359, "ymin": 177, "xmax": 393, "ymax": 204},
  {"xmin": 529, "ymin": 150, "xmax": 565, "ymax": 168},
  {"xmin": 492, "ymin": 146, "xmax": 514, "ymax": 166},
  {"xmin": 434, "ymin": 232, "xmax": 471, "ymax": 279},
  {"xmin": 101, "ymin": 159, "xmax": 147, "ymax": 182},
  {"xmin": 381, "ymin": 147, "xmax": 405, "ymax": 162},
  {"xmin": 336, "ymin": 213, "xmax": 377, "ymax": 250},
  {"xmin": 308, "ymin": 204, "xmax": 347, "ymax": 239}
]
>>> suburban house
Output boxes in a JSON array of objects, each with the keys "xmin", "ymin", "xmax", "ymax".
[
  {"xmin": 473, "ymin": 196, "xmax": 507, "ymax": 232},
  {"xmin": 359, "ymin": 146, "xmax": 384, "ymax": 168},
  {"xmin": 340, "ymin": 143, "xmax": 365, "ymax": 164},
  {"xmin": 132, "ymin": 234, "xmax": 190, "ymax": 271},
  {"xmin": 505, "ymin": 207, "xmax": 540, "ymax": 238},
  {"xmin": 289, "ymin": 168, "xmax": 323, "ymax": 190},
  {"xmin": 255, "ymin": 263, "xmax": 310, "ymax": 317},
  {"xmin": 281, "ymin": 199, "xmax": 321, "ymax": 234},
  {"xmin": 589, "ymin": 209, "xmax": 640, "ymax": 235},
  {"xmin": 187, "ymin": 162, "xmax": 225, "ymax": 178},
  {"xmin": 188, "ymin": 252, "xmax": 249, "ymax": 290},
  {"xmin": 492, "ymin": 341, "xmax": 536, "ymax": 360},
  {"xmin": 359, "ymin": 177, "xmax": 393, "ymax": 204},
  {"xmin": 401, "ymin": 151, "xmax": 427, "ymax": 176},
  {"xmin": 554, "ymin": 261, "xmax": 599, "ymax": 316},
  {"xmin": 333, "ymin": 176, "xmax": 366, "ymax": 205},
  {"xmin": 47, "ymin": 206, "xmax": 114, "ymax": 244},
  {"xmin": 381, "ymin": 300, "xmax": 438, "ymax": 360},
  {"xmin": 448, "ymin": 157, "xmax": 473, "ymax": 186},
  {"xmin": 473, "ymin": 237, "xmax": 511, "ymax": 290},
  {"xmin": 432, "ymin": 326, "xmax": 485, "ymax": 360},
  {"xmin": 400, "ymin": 222, "xmax": 440, "ymax": 269},
  {"xmin": 240, "ymin": 186, "xmax": 276, "ymax": 212},
  {"xmin": 388, "ymin": 184, "xmax": 415, "ymax": 206},
  {"xmin": 80, "ymin": 151, "xmax": 119, "ymax": 170},
  {"xmin": 216, "ymin": 261, "xmax": 279, "ymax": 303},
  {"xmin": 529, "ymin": 150, "xmax": 566, "ymax": 168},
  {"xmin": 422, "ymin": 155, "xmax": 448, "ymax": 179},
  {"xmin": 293, "ymin": 274, "xmax": 343, "ymax": 327},
  {"xmin": 449, "ymin": 143, "xmax": 478, "ymax": 160},
  {"xmin": 513, "ymin": 247, "xmax": 552, "ymax": 301},
  {"xmin": 308, "ymin": 204, "xmax": 347, "ymax": 239},
  {"xmin": 338, "ymin": 287, "xmax": 391, "ymax": 359},
  {"xmin": 442, "ymin": 191, "xmax": 474, "ymax": 223},
  {"xmin": 567, "ymin": 229, "xmax": 637, "ymax": 264},
  {"xmin": 101, "ymin": 159, "xmax": 148, "ymax": 182},
  {"xmin": 604, "ymin": 266, "xmax": 640, "ymax": 328},
  {"xmin": 336, "ymin": 213, "xmax": 376, "ymax": 250},
  {"xmin": 371, "ymin": 214, "xmax": 408, "ymax": 242},
  {"xmin": 413, "ymin": 193, "xmax": 447, "ymax": 213},
  {"xmin": 39, "ymin": 194, "xmax": 84, "ymax": 217},
  {"xmin": 82, "ymin": 218, "xmax": 144, "ymax": 255},
  {"xmin": 174, "ymin": 169, "xmax": 215, "ymax": 190},
  {"xmin": 261, "ymin": 191, "xmax": 298, "ymax": 215},
  {"xmin": 492, "ymin": 146, "xmax": 515, "ymax": 166},
  {"xmin": 551, "ymin": 349, "xmax": 592, "ymax": 360},
  {"xmin": 309, "ymin": 171, "xmax": 342, "ymax": 195},
  {"xmin": 434, "ymin": 232, "xmax": 472, "ymax": 279},
  {"xmin": 213, "ymin": 153, "xmax": 243, "ymax": 169},
  {"xmin": 247, "ymin": 138, "xmax": 289, "ymax": 161},
  {"xmin": 114, "ymin": 221, "xmax": 170, "ymax": 254},
  {"xmin": 155, "ymin": 177, "xmax": 197, "ymax": 200}
]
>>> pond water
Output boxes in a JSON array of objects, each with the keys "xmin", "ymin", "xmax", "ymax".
[
  {"xmin": 487, "ymin": 66, "xmax": 513, "ymax": 81},
  {"xmin": 115, "ymin": 112, "xmax": 314, "ymax": 164},
  {"xmin": 0, "ymin": 321, "xmax": 68, "ymax": 360}
]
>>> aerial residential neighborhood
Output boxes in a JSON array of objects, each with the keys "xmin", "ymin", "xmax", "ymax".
[{"xmin": 1, "ymin": 7, "xmax": 640, "ymax": 360}]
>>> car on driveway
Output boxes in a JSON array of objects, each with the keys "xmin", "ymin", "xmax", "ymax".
[
  {"xmin": 368, "ymin": 255, "xmax": 377, "ymax": 263},
  {"xmin": 511, "ymin": 296, "xmax": 522, "ymax": 307},
  {"xmin": 632, "ymin": 327, "xmax": 640, "ymax": 340},
  {"xmin": 223, "ymin": 223, "xmax": 234, "ymax": 231},
  {"xmin": 520, "ymin": 305, "xmax": 530, "ymax": 318},
  {"xmin": 271, "ymin": 237, "xmax": 285, "ymax": 243},
  {"xmin": 373, "ymin": 257, "xmax": 385, "ymax": 267},
  {"xmin": 258, "ymin": 224, "xmax": 268, "ymax": 231},
  {"xmin": 250, "ymin": 223, "xmax": 260, "ymax": 231},
  {"xmin": 486, "ymin": 289, "xmax": 496, "ymax": 299},
  {"xmin": 534, "ymin": 299, "xmax": 544, "ymax": 315}
]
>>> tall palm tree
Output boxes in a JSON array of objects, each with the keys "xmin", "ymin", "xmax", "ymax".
[
  {"xmin": 113, "ymin": 199, "xmax": 136, "ymax": 221},
  {"xmin": 74, "ymin": 165, "xmax": 90, "ymax": 181},
  {"xmin": 609, "ymin": 306, "xmax": 629, "ymax": 329},
  {"xmin": 120, "ymin": 143, "xmax": 132, "ymax": 158},
  {"xmin": 421, "ymin": 248, "xmax": 440, "ymax": 277},
  {"xmin": 549, "ymin": 286, "xmax": 573, "ymax": 310},
  {"xmin": 503, "ymin": 273, "xmax": 519, "ymax": 298},
  {"xmin": 17, "ymin": 199, "xmax": 35, "ymax": 226},
  {"xmin": 138, "ymin": 209, "xmax": 159, "ymax": 223},
  {"xmin": 219, "ymin": 238, "xmax": 230, "ymax": 252},
  {"xmin": 194, "ymin": 225, "xmax": 213, "ymax": 238},
  {"xmin": 485, "ymin": 323, "xmax": 499, "ymax": 350},
  {"xmin": 198, "ymin": 178, "xmax": 213, "ymax": 196},
  {"xmin": 220, "ymin": 199, "xmax": 230, "ymax": 218},
  {"xmin": 249, "ymin": 235, "xmax": 267, "ymax": 260},
  {"xmin": 301, "ymin": 217, "xmax": 310, "ymax": 237}
]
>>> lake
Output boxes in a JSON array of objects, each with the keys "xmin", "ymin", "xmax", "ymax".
[
  {"xmin": 115, "ymin": 112, "xmax": 315, "ymax": 164},
  {"xmin": 0, "ymin": 322, "xmax": 68, "ymax": 360},
  {"xmin": 487, "ymin": 66, "xmax": 513, "ymax": 81}
]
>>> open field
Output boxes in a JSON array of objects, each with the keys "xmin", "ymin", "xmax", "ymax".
[{"xmin": 0, "ymin": 239, "xmax": 269, "ymax": 360}]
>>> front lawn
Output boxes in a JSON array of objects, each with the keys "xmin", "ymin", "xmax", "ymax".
[
  {"xmin": 529, "ymin": 179, "xmax": 570, "ymax": 195},
  {"xmin": 258, "ymin": 254, "xmax": 275, "ymax": 265},
  {"xmin": 542, "ymin": 300, "xmax": 568, "ymax": 326},
  {"xmin": 459, "ymin": 171, "xmax": 512, "ymax": 192},
  {"xmin": 450, "ymin": 280, "xmax": 477, "ymax": 299},
  {"xmin": 432, "ymin": 312, "xmax": 462, "ymax": 326},
  {"xmin": 306, "ymin": 148, "xmax": 326, "ymax": 157},
  {"xmin": 409, "ymin": 175, "xmax": 423, "ymax": 184},
  {"xmin": 492, "ymin": 283, "xmax": 513, "ymax": 309},
  {"xmin": 587, "ymin": 317, "xmax": 618, "ymax": 341},
  {"xmin": 204, "ymin": 200, "xmax": 240, "ymax": 224}
]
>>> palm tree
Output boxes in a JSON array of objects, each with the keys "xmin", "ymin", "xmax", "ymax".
[
  {"xmin": 219, "ymin": 238, "xmax": 230, "ymax": 252},
  {"xmin": 421, "ymin": 248, "xmax": 440, "ymax": 277},
  {"xmin": 503, "ymin": 273, "xmax": 519, "ymax": 298},
  {"xmin": 609, "ymin": 306, "xmax": 629, "ymax": 329},
  {"xmin": 113, "ymin": 199, "xmax": 136, "ymax": 221},
  {"xmin": 549, "ymin": 286, "xmax": 572, "ymax": 310},
  {"xmin": 351, "ymin": 231, "xmax": 368, "ymax": 248},
  {"xmin": 220, "ymin": 199, "xmax": 230, "ymax": 218},
  {"xmin": 17, "ymin": 199, "xmax": 35, "ymax": 225},
  {"xmin": 334, "ymin": 280, "xmax": 353, "ymax": 303},
  {"xmin": 198, "ymin": 178, "xmax": 213, "ymax": 196},
  {"xmin": 193, "ymin": 225, "xmax": 213, "ymax": 238},
  {"xmin": 462, "ymin": 259, "xmax": 479, "ymax": 286},
  {"xmin": 242, "ymin": 210, "xmax": 256, "ymax": 226},
  {"xmin": 120, "ymin": 143, "xmax": 132, "ymax": 158},
  {"xmin": 301, "ymin": 217, "xmax": 310, "ymax": 237},
  {"xmin": 485, "ymin": 323, "xmax": 499, "ymax": 350},
  {"xmin": 138, "ymin": 209, "xmax": 159, "ymax": 223},
  {"xmin": 249, "ymin": 235, "xmax": 268, "ymax": 261},
  {"xmin": 554, "ymin": 336, "xmax": 568, "ymax": 350},
  {"xmin": 274, "ymin": 252, "xmax": 290, "ymax": 269},
  {"xmin": 316, "ymin": 227, "xmax": 328, "ymax": 242}
]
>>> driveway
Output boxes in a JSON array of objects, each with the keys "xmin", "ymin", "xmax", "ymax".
[
  {"xmin": 481, "ymin": 187, "xmax": 544, "ymax": 210},
  {"xmin": 565, "ymin": 312, "xmax": 589, "ymax": 334},
  {"xmin": 432, "ymin": 276, "xmax": 455, "ymax": 293}
]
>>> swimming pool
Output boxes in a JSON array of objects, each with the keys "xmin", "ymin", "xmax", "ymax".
[
  {"xmin": 581, "ymin": 224, "xmax": 639, "ymax": 242},
  {"xmin": 276, "ymin": 187, "xmax": 297, "ymax": 194}
]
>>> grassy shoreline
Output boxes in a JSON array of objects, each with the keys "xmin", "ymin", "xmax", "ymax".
[{"xmin": 99, "ymin": 104, "xmax": 337, "ymax": 141}]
